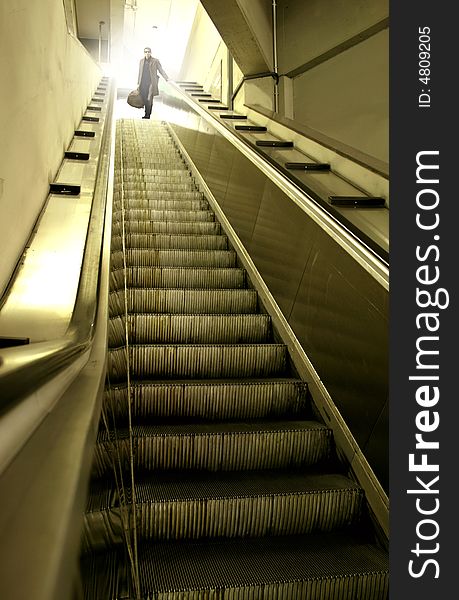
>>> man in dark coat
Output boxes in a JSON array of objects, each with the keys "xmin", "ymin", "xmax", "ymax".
[{"xmin": 137, "ymin": 47, "xmax": 169, "ymax": 119}]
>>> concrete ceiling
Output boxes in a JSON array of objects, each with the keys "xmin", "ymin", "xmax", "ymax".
[
  {"xmin": 200, "ymin": 0, "xmax": 272, "ymax": 74},
  {"xmin": 75, "ymin": 0, "xmax": 111, "ymax": 40},
  {"xmin": 75, "ymin": 0, "xmax": 198, "ymax": 44},
  {"xmin": 75, "ymin": 0, "xmax": 199, "ymax": 81},
  {"xmin": 74, "ymin": 0, "xmax": 272, "ymax": 79}
]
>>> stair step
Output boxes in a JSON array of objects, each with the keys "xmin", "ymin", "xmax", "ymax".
[
  {"xmin": 104, "ymin": 379, "xmax": 309, "ymax": 422},
  {"xmin": 111, "ymin": 209, "xmax": 215, "ymax": 222},
  {"xmin": 119, "ymin": 182, "xmax": 197, "ymax": 192},
  {"xmin": 107, "ymin": 343, "xmax": 288, "ymax": 381},
  {"xmin": 115, "ymin": 173, "xmax": 192, "ymax": 184},
  {"xmin": 111, "ymin": 220, "xmax": 223, "ymax": 236},
  {"xmin": 113, "ymin": 190, "xmax": 204, "ymax": 201},
  {"xmin": 113, "ymin": 199, "xmax": 209, "ymax": 211},
  {"xmin": 110, "ymin": 233, "xmax": 228, "ymax": 251},
  {"xmin": 81, "ymin": 533, "xmax": 389, "ymax": 599},
  {"xmin": 108, "ymin": 288, "xmax": 256, "ymax": 316},
  {"xmin": 93, "ymin": 420, "xmax": 331, "ymax": 476},
  {"xmin": 119, "ymin": 148, "xmax": 179, "ymax": 155},
  {"xmin": 110, "ymin": 249, "xmax": 236, "ymax": 270},
  {"xmin": 119, "ymin": 159, "xmax": 187, "ymax": 168},
  {"xmin": 83, "ymin": 472, "xmax": 363, "ymax": 550},
  {"xmin": 108, "ymin": 314, "xmax": 272, "ymax": 345},
  {"xmin": 119, "ymin": 168, "xmax": 188, "ymax": 176},
  {"xmin": 119, "ymin": 152, "xmax": 183, "ymax": 159},
  {"xmin": 109, "ymin": 267, "xmax": 245, "ymax": 290}
]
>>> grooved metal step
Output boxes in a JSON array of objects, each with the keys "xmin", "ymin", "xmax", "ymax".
[
  {"xmin": 108, "ymin": 289, "xmax": 257, "ymax": 316},
  {"xmin": 119, "ymin": 168, "xmax": 188, "ymax": 175},
  {"xmin": 107, "ymin": 343, "xmax": 288, "ymax": 381},
  {"xmin": 104, "ymin": 379, "xmax": 309, "ymax": 421},
  {"xmin": 110, "ymin": 249, "xmax": 236, "ymax": 270},
  {"xmin": 109, "ymin": 267, "xmax": 245, "ymax": 290},
  {"xmin": 111, "ymin": 209, "xmax": 215, "ymax": 222},
  {"xmin": 93, "ymin": 420, "xmax": 332, "ymax": 476},
  {"xmin": 115, "ymin": 173, "xmax": 192, "ymax": 183},
  {"xmin": 83, "ymin": 472, "xmax": 363, "ymax": 550},
  {"xmin": 111, "ymin": 220, "xmax": 223, "ymax": 236},
  {"xmin": 81, "ymin": 534, "xmax": 389, "ymax": 600},
  {"xmin": 119, "ymin": 159, "xmax": 187, "ymax": 167},
  {"xmin": 113, "ymin": 199, "xmax": 209, "ymax": 211},
  {"xmin": 108, "ymin": 314, "xmax": 272, "ymax": 346},
  {"xmin": 119, "ymin": 182, "xmax": 197, "ymax": 192},
  {"xmin": 113, "ymin": 190, "xmax": 204, "ymax": 201},
  {"xmin": 110, "ymin": 233, "xmax": 228, "ymax": 251}
]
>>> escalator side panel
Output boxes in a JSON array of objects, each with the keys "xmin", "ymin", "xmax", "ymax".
[{"xmin": 168, "ymin": 117, "xmax": 389, "ymax": 491}]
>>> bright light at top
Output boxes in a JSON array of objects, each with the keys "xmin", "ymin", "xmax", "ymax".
[{"xmin": 113, "ymin": 0, "xmax": 199, "ymax": 88}]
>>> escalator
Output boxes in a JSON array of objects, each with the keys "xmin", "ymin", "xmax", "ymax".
[{"xmin": 80, "ymin": 119, "xmax": 388, "ymax": 598}]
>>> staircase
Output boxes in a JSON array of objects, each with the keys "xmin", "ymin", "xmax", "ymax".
[{"xmin": 80, "ymin": 119, "xmax": 388, "ymax": 599}]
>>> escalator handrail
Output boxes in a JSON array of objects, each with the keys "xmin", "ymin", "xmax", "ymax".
[{"xmin": 0, "ymin": 82, "xmax": 114, "ymax": 416}]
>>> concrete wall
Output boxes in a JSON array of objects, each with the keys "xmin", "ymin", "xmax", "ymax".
[
  {"xmin": 236, "ymin": 0, "xmax": 273, "ymax": 71},
  {"xmin": 179, "ymin": 3, "xmax": 244, "ymax": 106},
  {"xmin": 0, "ymin": 0, "xmax": 101, "ymax": 297},
  {"xmin": 179, "ymin": 4, "xmax": 222, "ymax": 86},
  {"xmin": 276, "ymin": 0, "xmax": 389, "ymax": 163},
  {"xmin": 200, "ymin": 0, "xmax": 270, "ymax": 75},
  {"xmin": 292, "ymin": 29, "xmax": 388, "ymax": 162}
]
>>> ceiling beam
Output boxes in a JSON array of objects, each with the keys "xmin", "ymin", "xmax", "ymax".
[{"xmin": 200, "ymin": 0, "xmax": 273, "ymax": 75}]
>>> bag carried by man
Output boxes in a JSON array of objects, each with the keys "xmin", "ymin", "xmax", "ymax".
[{"xmin": 127, "ymin": 89, "xmax": 144, "ymax": 108}]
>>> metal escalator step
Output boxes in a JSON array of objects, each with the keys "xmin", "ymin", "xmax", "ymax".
[
  {"xmin": 113, "ymin": 190, "xmax": 204, "ymax": 201},
  {"xmin": 118, "ymin": 148, "xmax": 176, "ymax": 154},
  {"xmin": 108, "ymin": 314, "xmax": 271, "ymax": 346},
  {"xmin": 104, "ymin": 379, "xmax": 308, "ymax": 420},
  {"xmin": 115, "ymin": 173, "xmax": 192, "ymax": 184},
  {"xmin": 110, "ymin": 249, "xmax": 236, "ymax": 270},
  {"xmin": 111, "ymin": 220, "xmax": 222, "ymax": 235},
  {"xmin": 119, "ymin": 182, "xmax": 197, "ymax": 192},
  {"xmin": 111, "ymin": 209, "xmax": 215, "ymax": 222},
  {"xmin": 110, "ymin": 234, "xmax": 228, "ymax": 251},
  {"xmin": 119, "ymin": 168, "xmax": 188, "ymax": 176},
  {"xmin": 81, "ymin": 534, "xmax": 389, "ymax": 599},
  {"xmin": 108, "ymin": 288, "xmax": 257, "ymax": 316},
  {"xmin": 119, "ymin": 160, "xmax": 186, "ymax": 168},
  {"xmin": 93, "ymin": 420, "xmax": 331, "ymax": 475},
  {"xmin": 119, "ymin": 158, "xmax": 184, "ymax": 165},
  {"xmin": 109, "ymin": 267, "xmax": 245, "ymax": 290},
  {"xmin": 83, "ymin": 472, "xmax": 363, "ymax": 550},
  {"xmin": 113, "ymin": 199, "xmax": 209, "ymax": 211},
  {"xmin": 118, "ymin": 148, "xmax": 180, "ymax": 155},
  {"xmin": 107, "ymin": 343, "xmax": 287, "ymax": 381}
]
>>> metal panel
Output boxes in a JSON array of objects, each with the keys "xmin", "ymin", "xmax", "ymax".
[
  {"xmin": 249, "ymin": 180, "xmax": 316, "ymax": 317},
  {"xmin": 288, "ymin": 242, "xmax": 388, "ymax": 484},
  {"xmin": 167, "ymin": 99, "xmax": 389, "ymax": 489},
  {"xmin": 222, "ymin": 151, "xmax": 268, "ymax": 247},
  {"xmin": 205, "ymin": 133, "xmax": 236, "ymax": 204}
]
